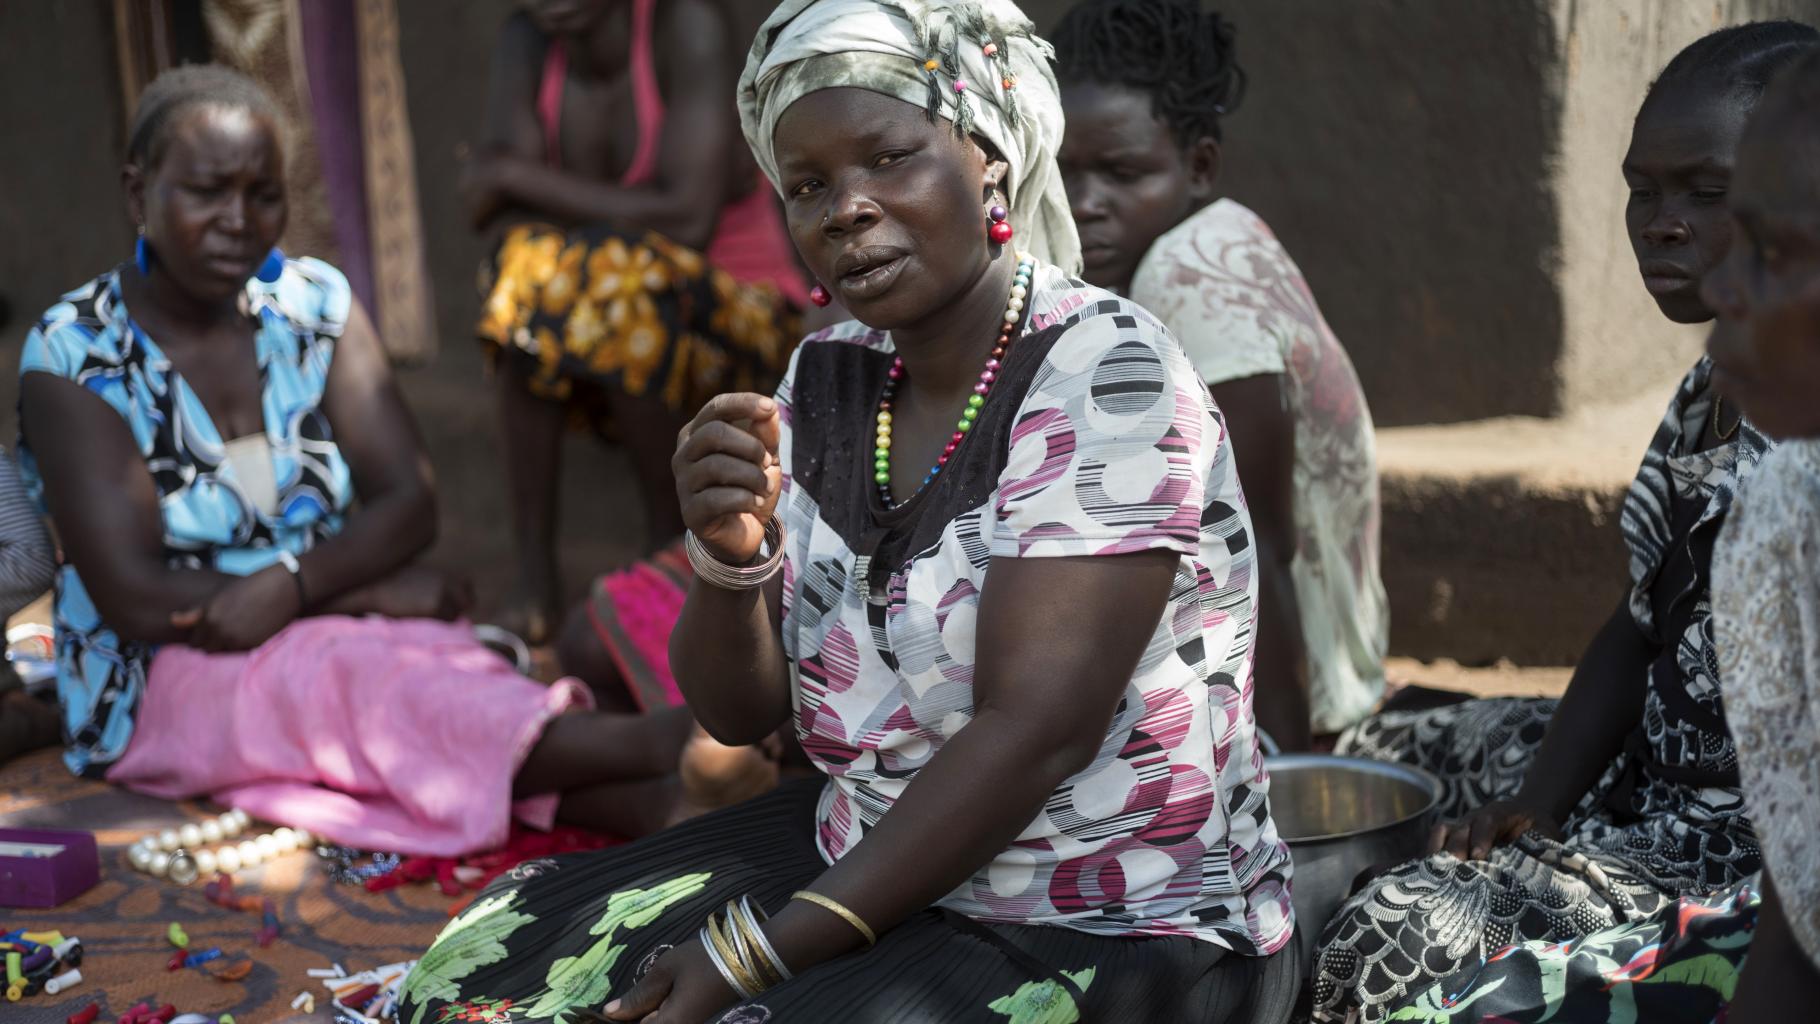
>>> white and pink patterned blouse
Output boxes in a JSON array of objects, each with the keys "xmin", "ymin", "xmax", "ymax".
[
  {"xmin": 1132, "ymin": 199, "xmax": 1387, "ymax": 734},
  {"xmin": 772, "ymin": 263, "xmax": 1294, "ymax": 955}
]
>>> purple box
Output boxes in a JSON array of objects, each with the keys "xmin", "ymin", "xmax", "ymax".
[{"xmin": 0, "ymin": 828, "xmax": 100, "ymax": 908}]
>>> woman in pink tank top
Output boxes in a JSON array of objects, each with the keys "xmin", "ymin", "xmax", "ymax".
[{"xmin": 463, "ymin": 0, "xmax": 808, "ymax": 661}]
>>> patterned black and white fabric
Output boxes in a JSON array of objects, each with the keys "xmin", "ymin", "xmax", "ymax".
[{"xmin": 1309, "ymin": 357, "xmax": 1770, "ymax": 1022}]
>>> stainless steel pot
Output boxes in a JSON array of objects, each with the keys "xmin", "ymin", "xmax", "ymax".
[{"xmin": 1265, "ymin": 754, "xmax": 1443, "ymax": 967}]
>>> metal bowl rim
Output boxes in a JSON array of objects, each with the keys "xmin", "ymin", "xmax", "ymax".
[{"xmin": 1263, "ymin": 753, "xmax": 1444, "ymax": 843}]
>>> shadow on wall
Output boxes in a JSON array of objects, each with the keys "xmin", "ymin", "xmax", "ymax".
[{"xmin": 1028, "ymin": 0, "xmax": 1566, "ymax": 427}]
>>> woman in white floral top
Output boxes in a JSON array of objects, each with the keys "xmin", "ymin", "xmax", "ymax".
[
  {"xmin": 1053, "ymin": 0, "xmax": 1386, "ymax": 747},
  {"xmin": 1706, "ymin": 48, "xmax": 1820, "ymax": 1020}
]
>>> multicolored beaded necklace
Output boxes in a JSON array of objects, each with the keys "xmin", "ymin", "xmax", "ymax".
[{"xmin": 874, "ymin": 252, "xmax": 1035, "ymax": 509}]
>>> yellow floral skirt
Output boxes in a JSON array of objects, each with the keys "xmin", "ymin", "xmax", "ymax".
[{"xmin": 478, "ymin": 223, "xmax": 801, "ymax": 423}]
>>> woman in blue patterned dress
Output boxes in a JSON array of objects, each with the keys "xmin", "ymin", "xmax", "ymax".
[{"xmin": 16, "ymin": 65, "xmax": 704, "ymax": 856}]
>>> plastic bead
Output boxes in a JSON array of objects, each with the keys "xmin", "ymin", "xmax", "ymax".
[
  {"xmin": 953, "ymin": 79, "xmax": 968, "ymax": 92},
  {"xmin": 924, "ymin": 58, "xmax": 939, "ymax": 71},
  {"xmin": 989, "ymin": 221, "xmax": 1015, "ymax": 245},
  {"xmin": 982, "ymin": 42, "xmax": 998, "ymax": 56}
]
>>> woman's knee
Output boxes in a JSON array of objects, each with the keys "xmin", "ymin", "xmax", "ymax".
[{"xmin": 555, "ymin": 601, "xmax": 639, "ymax": 713}]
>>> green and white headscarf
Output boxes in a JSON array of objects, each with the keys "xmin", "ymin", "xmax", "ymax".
[{"xmin": 738, "ymin": 0, "xmax": 1081, "ymax": 274}]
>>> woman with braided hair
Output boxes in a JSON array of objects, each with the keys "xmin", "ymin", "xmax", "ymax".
[
  {"xmin": 400, "ymin": 2, "xmax": 1301, "ymax": 1022},
  {"xmin": 1053, "ymin": 0, "xmax": 1386, "ymax": 752}
]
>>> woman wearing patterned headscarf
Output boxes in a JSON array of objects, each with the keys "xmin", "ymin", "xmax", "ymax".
[{"xmin": 400, "ymin": 3, "xmax": 1298, "ymax": 1022}]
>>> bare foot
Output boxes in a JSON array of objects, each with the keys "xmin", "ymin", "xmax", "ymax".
[{"xmin": 668, "ymin": 728, "xmax": 781, "ymax": 825}]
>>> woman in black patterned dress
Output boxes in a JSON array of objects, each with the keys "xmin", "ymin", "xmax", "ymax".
[{"xmin": 1310, "ymin": 21, "xmax": 1818, "ymax": 1023}]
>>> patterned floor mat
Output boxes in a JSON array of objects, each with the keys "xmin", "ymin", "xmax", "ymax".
[{"xmin": 1, "ymin": 749, "xmax": 449, "ymax": 1023}]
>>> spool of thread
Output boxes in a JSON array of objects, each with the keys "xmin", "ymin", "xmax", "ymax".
[
  {"xmin": 53, "ymin": 938, "xmax": 83, "ymax": 967},
  {"xmin": 44, "ymin": 967, "xmax": 82, "ymax": 995},
  {"xmin": 154, "ymin": 1004, "xmax": 180, "ymax": 1022},
  {"xmin": 21, "ymin": 945, "xmax": 52, "ymax": 973},
  {"xmin": 183, "ymin": 947, "xmax": 223, "ymax": 968},
  {"xmin": 168, "ymin": 949, "xmax": 188, "ymax": 971},
  {"xmin": 5, "ymin": 983, "xmax": 22, "ymax": 1003},
  {"xmin": 167, "ymin": 922, "xmax": 189, "ymax": 948},
  {"xmin": 65, "ymin": 1002, "xmax": 100, "ymax": 1024}
]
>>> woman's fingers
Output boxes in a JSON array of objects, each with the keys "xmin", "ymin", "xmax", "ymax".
[
  {"xmin": 1424, "ymin": 822, "xmax": 1450, "ymax": 856},
  {"xmin": 1467, "ymin": 811, "xmax": 1501, "ymax": 861},
  {"xmin": 683, "ymin": 453, "xmax": 772, "ymax": 497},
  {"xmin": 749, "ymin": 401, "xmax": 782, "ymax": 457},
  {"xmin": 1497, "ymin": 808, "xmax": 1534, "ymax": 847},
  {"xmin": 686, "ymin": 393, "xmax": 777, "ymax": 446},
  {"xmin": 1442, "ymin": 817, "xmax": 1473, "ymax": 862},
  {"xmin": 688, "ymin": 489, "xmax": 768, "ymax": 527},
  {"xmin": 602, "ymin": 965, "xmax": 671, "ymax": 1021},
  {"xmin": 677, "ymin": 419, "xmax": 770, "ymax": 469}
]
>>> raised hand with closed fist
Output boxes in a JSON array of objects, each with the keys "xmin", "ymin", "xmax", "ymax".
[{"xmin": 672, "ymin": 392, "xmax": 784, "ymax": 565}]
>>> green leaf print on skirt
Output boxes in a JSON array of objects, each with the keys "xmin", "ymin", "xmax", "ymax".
[
  {"xmin": 524, "ymin": 872, "xmax": 714, "ymax": 1019},
  {"xmin": 403, "ymin": 892, "xmax": 539, "ymax": 1024},
  {"xmin": 986, "ymin": 967, "xmax": 1096, "ymax": 1024}
]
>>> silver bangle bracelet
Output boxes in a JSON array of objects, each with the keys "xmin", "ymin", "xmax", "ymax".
[
  {"xmin": 737, "ymin": 896, "xmax": 793, "ymax": 982},
  {"xmin": 699, "ymin": 922, "xmax": 760, "ymax": 1000},
  {"xmin": 684, "ymin": 516, "xmax": 786, "ymax": 590}
]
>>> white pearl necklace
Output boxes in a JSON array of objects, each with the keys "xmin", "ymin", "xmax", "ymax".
[{"xmin": 125, "ymin": 808, "xmax": 312, "ymax": 885}]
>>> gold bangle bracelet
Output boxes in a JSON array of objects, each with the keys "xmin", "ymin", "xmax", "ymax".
[
  {"xmin": 727, "ymin": 898, "xmax": 787, "ymax": 986},
  {"xmin": 789, "ymin": 890, "xmax": 877, "ymax": 947},
  {"xmin": 705, "ymin": 912, "xmax": 767, "ymax": 996}
]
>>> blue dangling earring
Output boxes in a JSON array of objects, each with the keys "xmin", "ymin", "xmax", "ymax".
[
  {"xmin": 134, "ymin": 228, "xmax": 152, "ymax": 276},
  {"xmin": 254, "ymin": 246, "xmax": 285, "ymax": 284}
]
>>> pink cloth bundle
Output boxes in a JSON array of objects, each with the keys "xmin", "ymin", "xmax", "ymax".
[{"xmin": 108, "ymin": 615, "xmax": 594, "ymax": 857}]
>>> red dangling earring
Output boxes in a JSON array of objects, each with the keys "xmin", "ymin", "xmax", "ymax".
[
  {"xmin": 809, "ymin": 283, "xmax": 832, "ymax": 307},
  {"xmin": 987, "ymin": 203, "xmax": 1013, "ymax": 245}
]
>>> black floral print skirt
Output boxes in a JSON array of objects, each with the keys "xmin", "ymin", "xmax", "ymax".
[{"xmin": 398, "ymin": 780, "xmax": 1302, "ymax": 1024}]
